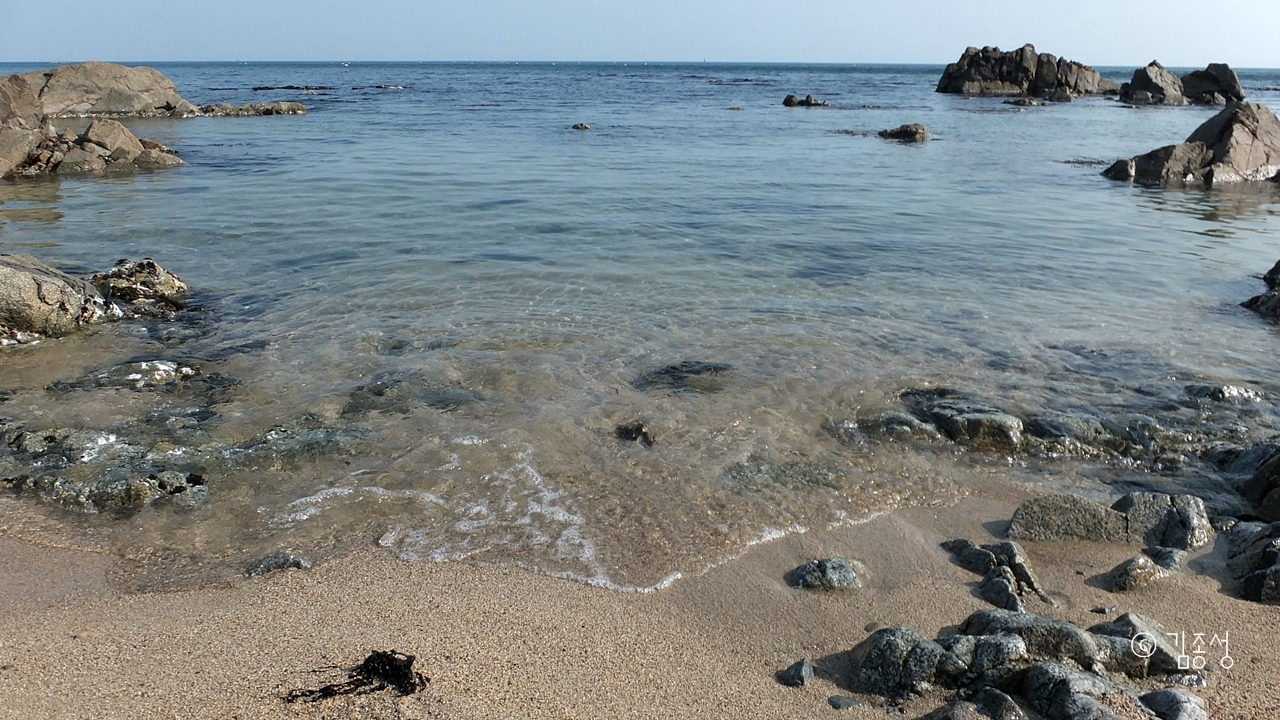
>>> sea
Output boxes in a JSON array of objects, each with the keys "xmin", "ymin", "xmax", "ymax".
[{"xmin": 3, "ymin": 61, "xmax": 1280, "ymax": 592}]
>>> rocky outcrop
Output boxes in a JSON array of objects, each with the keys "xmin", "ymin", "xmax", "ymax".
[
  {"xmin": 1181, "ymin": 63, "xmax": 1245, "ymax": 106},
  {"xmin": 1119, "ymin": 61, "xmax": 1186, "ymax": 106},
  {"xmin": 20, "ymin": 62, "xmax": 193, "ymax": 118},
  {"xmin": 1007, "ymin": 492, "xmax": 1213, "ymax": 549},
  {"xmin": 1225, "ymin": 521, "xmax": 1280, "ymax": 603},
  {"xmin": 196, "ymin": 101, "xmax": 307, "ymax": 117},
  {"xmin": 936, "ymin": 45, "xmax": 1118, "ymax": 98},
  {"xmin": 879, "ymin": 124, "xmax": 930, "ymax": 143},
  {"xmin": 783, "ymin": 94, "xmax": 829, "ymax": 107},
  {"xmin": 7, "ymin": 119, "xmax": 182, "ymax": 178},
  {"xmin": 0, "ymin": 254, "xmax": 121, "ymax": 341},
  {"xmin": 1103, "ymin": 102, "xmax": 1280, "ymax": 186}
]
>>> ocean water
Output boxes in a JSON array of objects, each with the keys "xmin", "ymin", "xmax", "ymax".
[{"xmin": 4, "ymin": 62, "xmax": 1280, "ymax": 590}]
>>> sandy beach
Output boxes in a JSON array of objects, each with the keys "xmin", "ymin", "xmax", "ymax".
[{"xmin": 2, "ymin": 491, "xmax": 1277, "ymax": 720}]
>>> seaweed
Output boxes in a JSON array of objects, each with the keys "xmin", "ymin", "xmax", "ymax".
[{"xmin": 284, "ymin": 650, "xmax": 428, "ymax": 703}]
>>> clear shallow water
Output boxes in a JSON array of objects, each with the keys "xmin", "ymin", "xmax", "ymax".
[{"xmin": 4, "ymin": 62, "xmax": 1280, "ymax": 590}]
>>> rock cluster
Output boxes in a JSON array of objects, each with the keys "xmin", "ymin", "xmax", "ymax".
[
  {"xmin": 1120, "ymin": 61, "xmax": 1245, "ymax": 106},
  {"xmin": 783, "ymin": 94, "xmax": 829, "ymax": 107},
  {"xmin": 936, "ymin": 45, "xmax": 1119, "ymax": 98},
  {"xmin": 1103, "ymin": 101, "xmax": 1280, "ymax": 186},
  {"xmin": 942, "ymin": 539, "xmax": 1049, "ymax": 612},
  {"xmin": 1241, "ymin": 258, "xmax": 1280, "ymax": 322},
  {"xmin": 196, "ymin": 101, "xmax": 307, "ymax": 117},
  {"xmin": 10, "ymin": 119, "xmax": 182, "ymax": 178},
  {"xmin": 842, "ymin": 608, "xmax": 1204, "ymax": 718},
  {"xmin": 879, "ymin": 124, "xmax": 930, "ymax": 143}
]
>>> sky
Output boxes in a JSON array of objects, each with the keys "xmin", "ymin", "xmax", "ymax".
[{"xmin": 3, "ymin": 0, "xmax": 1280, "ymax": 68}]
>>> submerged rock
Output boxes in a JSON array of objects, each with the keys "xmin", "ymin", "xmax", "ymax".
[
  {"xmin": 900, "ymin": 389, "xmax": 1023, "ymax": 451},
  {"xmin": 11, "ymin": 121, "xmax": 182, "ymax": 177},
  {"xmin": 614, "ymin": 421, "xmax": 654, "ymax": 447},
  {"xmin": 90, "ymin": 258, "xmax": 188, "ymax": 317},
  {"xmin": 782, "ymin": 94, "xmax": 829, "ymax": 107},
  {"xmin": 342, "ymin": 373, "xmax": 482, "ymax": 416},
  {"xmin": 879, "ymin": 124, "xmax": 930, "ymax": 143},
  {"xmin": 5, "ymin": 469, "xmax": 206, "ymax": 514},
  {"xmin": 48, "ymin": 360, "xmax": 199, "ymax": 392},
  {"xmin": 632, "ymin": 361, "xmax": 732, "ymax": 393},
  {"xmin": 246, "ymin": 551, "xmax": 312, "ymax": 576},
  {"xmin": 936, "ymin": 45, "xmax": 1117, "ymax": 97},
  {"xmin": 787, "ymin": 557, "xmax": 867, "ymax": 590},
  {"xmin": 1103, "ymin": 101, "xmax": 1280, "ymax": 186}
]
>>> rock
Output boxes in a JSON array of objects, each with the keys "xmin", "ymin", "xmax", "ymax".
[
  {"xmin": 960, "ymin": 609, "xmax": 1104, "ymax": 671},
  {"xmin": 777, "ymin": 657, "xmax": 813, "ymax": 687},
  {"xmin": 828, "ymin": 696, "xmax": 866, "ymax": 710},
  {"xmin": 1225, "ymin": 521, "xmax": 1280, "ymax": 603},
  {"xmin": 1120, "ymin": 61, "xmax": 1186, "ymax": 105},
  {"xmin": 632, "ymin": 361, "xmax": 732, "ymax": 393},
  {"xmin": 1108, "ymin": 555, "xmax": 1166, "ymax": 592},
  {"xmin": 196, "ymin": 101, "xmax": 308, "ymax": 117},
  {"xmin": 1089, "ymin": 613, "xmax": 1184, "ymax": 674},
  {"xmin": 1181, "ymin": 64, "xmax": 1245, "ymax": 106},
  {"xmin": 942, "ymin": 539, "xmax": 999, "ymax": 576},
  {"xmin": 980, "ymin": 566, "xmax": 1025, "ymax": 612},
  {"xmin": 51, "ymin": 360, "xmax": 199, "ymax": 392},
  {"xmin": 0, "ymin": 125, "xmax": 42, "ymax": 179},
  {"xmin": 848, "ymin": 627, "xmax": 967, "ymax": 699},
  {"xmin": 936, "ymin": 45, "xmax": 1115, "ymax": 97},
  {"xmin": 833, "ymin": 413, "xmax": 942, "ymax": 443},
  {"xmin": 1017, "ymin": 662, "xmax": 1135, "ymax": 720},
  {"xmin": 1105, "ymin": 102, "xmax": 1280, "ymax": 186},
  {"xmin": 1004, "ymin": 97, "xmax": 1041, "ymax": 107},
  {"xmin": 782, "ymin": 94, "xmax": 828, "ymax": 107},
  {"xmin": 90, "ymin": 258, "xmax": 188, "ymax": 318},
  {"xmin": 787, "ymin": 557, "xmax": 867, "ymax": 590},
  {"xmin": 6, "ymin": 470, "xmax": 206, "ymax": 514},
  {"xmin": 1140, "ymin": 688, "xmax": 1208, "ymax": 720},
  {"xmin": 1047, "ymin": 87, "xmax": 1074, "ymax": 103},
  {"xmin": 54, "ymin": 146, "xmax": 107, "ymax": 174},
  {"xmin": 1111, "ymin": 492, "xmax": 1214, "ymax": 550},
  {"xmin": 246, "ymin": 551, "xmax": 312, "ymax": 576},
  {"xmin": 341, "ymin": 373, "xmax": 481, "ymax": 416},
  {"xmin": 615, "ymin": 421, "xmax": 654, "ymax": 447},
  {"xmin": 903, "ymin": 392, "xmax": 1023, "ymax": 451},
  {"xmin": 0, "ymin": 254, "xmax": 119, "ymax": 338},
  {"xmin": 969, "ymin": 632, "xmax": 1029, "ymax": 675},
  {"xmin": 0, "ymin": 74, "xmax": 42, "ymax": 130},
  {"xmin": 1008, "ymin": 494, "xmax": 1129, "ymax": 543},
  {"xmin": 1143, "ymin": 546, "xmax": 1187, "ymax": 572},
  {"xmin": 20, "ymin": 62, "xmax": 187, "ymax": 117},
  {"xmin": 132, "ymin": 148, "xmax": 184, "ymax": 169},
  {"xmin": 571, "ymin": 123, "xmax": 589, "ymax": 130},
  {"xmin": 1185, "ymin": 384, "xmax": 1263, "ymax": 403},
  {"xmin": 879, "ymin": 124, "xmax": 930, "ymax": 142},
  {"xmin": 80, "ymin": 119, "xmax": 143, "ymax": 161},
  {"xmin": 1241, "ymin": 450, "xmax": 1280, "ymax": 520}
]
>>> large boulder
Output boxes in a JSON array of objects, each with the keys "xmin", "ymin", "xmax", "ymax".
[
  {"xmin": 937, "ymin": 45, "xmax": 1117, "ymax": 98},
  {"xmin": 19, "ymin": 62, "xmax": 188, "ymax": 117},
  {"xmin": 1120, "ymin": 61, "xmax": 1186, "ymax": 105},
  {"xmin": 0, "ymin": 74, "xmax": 42, "ymax": 129},
  {"xmin": 1103, "ymin": 101, "xmax": 1280, "ymax": 186},
  {"xmin": 81, "ymin": 119, "xmax": 144, "ymax": 161},
  {"xmin": 1181, "ymin": 63, "xmax": 1245, "ymax": 106},
  {"xmin": 0, "ymin": 125, "xmax": 42, "ymax": 179},
  {"xmin": 0, "ymin": 254, "xmax": 119, "ymax": 339}
]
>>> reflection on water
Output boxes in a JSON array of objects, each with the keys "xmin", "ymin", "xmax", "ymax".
[{"xmin": 3, "ymin": 62, "xmax": 1280, "ymax": 591}]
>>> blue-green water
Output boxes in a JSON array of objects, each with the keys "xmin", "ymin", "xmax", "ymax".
[{"xmin": 4, "ymin": 62, "xmax": 1280, "ymax": 590}]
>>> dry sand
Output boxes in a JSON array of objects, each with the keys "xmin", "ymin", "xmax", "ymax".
[{"xmin": 1, "ymin": 494, "xmax": 1278, "ymax": 719}]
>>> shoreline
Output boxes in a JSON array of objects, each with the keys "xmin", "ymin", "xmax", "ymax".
[{"xmin": 2, "ymin": 493, "xmax": 1277, "ymax": 719}]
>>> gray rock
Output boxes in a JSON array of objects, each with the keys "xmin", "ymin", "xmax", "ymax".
[
  {"xmin": 633, "ymin": 361, "xmax": 732, "ymax": 393},
  {"xmin": 848, "ymin": 627, "xmax": 966, "ymax": 699},
  {"xmin": 1018, "ymin": 662, "xmax": 1131, "ymax": 720},
  {"xmin": 132, "ymin": 148, "xmax": 184, "ymax": 169},
  {"xmin": 1226, "ymin": 522, "xmax": 1280, "ymax": 603},
  {"xmin": 905, "ymin": 394, "xmax": 1023, "ymax": 451},
  {"xmin": 1008, "ymin": 494, "xmax": 1130, "ymax": 543},
  {"xmin": 782, "ymin": 94, "xmax": 828, "ymax": 107},
  {"xmin": 0, "ymin": 254, "xmax": 119, "ymax": 338},
  {"xmin": 879, "ymin": 124, "xmax": 930, "ymax": 143},
  {"xmin": 1108, "ymin": 555, "xmax": 1166, "ymax": 592},
  {"xmin": 0, "ymin": 73, "xmax": 42, "ymax": 129},
  {"xmin": 8, "ymin": 470, "xmax": 206, "ymax": 514},
  {"xmin": 1140, "ymin": 688, "xmax": 1208, "ymax": 720},
  {"xmin": 1185, "ymin": 383, "xmax": 1263, "ymax": 403},
  {"xmin": 936, "ymin": 45, "xmax": 1112, "ymax": 97},
  {"xmin": 54, "ymin": 146, "xmax": 107, "ymax": 174},
  {"xmin": 1088, "ymin": 613, "xmax": 1184, "ymax": 674},
  {"xmin": 81, "ymin": 119, "xmax": 143, "ymax": 160},
  {"xmin": 841, "ymin": 412, "xmax": 943, "ymax": 442},
  {"xmin": 980, "ymin": 566, "xmax": 1025, "ymax": 612},
  {"xmin": 959, "ymin": 609, "xmax": 1103, "ymax": 671},
  {"xmin": 20, "ymin": 62, "xmax": 188, "ymax": 117},
  {"xmin": 1143, "ymin": 546, "xmax": 1187, "ymax": 572},
  {"xmin": 777, "ymin": 657, "xmax": 813, "ymax": 687},
  {"xmin": 0, "ymin": 125, "xmax": 42, "ymax": 180},
  {"xmin": 246, "ymin": 551, "xmax": 312, "ymax": 577},
  {"xmin": 827, "ymin": 696, "xmax": 866, "ymax": 710},
  {"xmin": 1180, "ymin": 64, "xmax": 1245, "ymax": 106},
  {"xmin": 195, "ymin": 101, "xmax": 308, "ymax": 116},
  {"xmin": 787, "ymin": 557, "xmax": 867, "ymax": 590},
  {"xmin": 1240, "ymin": 451, "xmax": 1280, "ymax": 521},
  {"xmin": 1108, "ymin": 102, "xmax": 1280, "ymax": 186},
  {"xmin": 90, "ymin": 258, "xmax": 188, "ymax": 318},
  {"xmin": 1120, "ymin": 61, "xmax": 1186, "ymax": 105},
  {"xmin": 54, "ymin": 360, "xmax": 199, "ymax": 391},
  {"xmin": 970, "ymin": 633, "xmax": 1028, "ymax": 674},
  {"xmin": 1004, "ymin": 97, "xmax": 1041, "ymax": 107}
]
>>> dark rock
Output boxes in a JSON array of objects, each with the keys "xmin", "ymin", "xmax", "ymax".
[
  {"xmin": 342, "ymin": 373, "xmax": 481, "ymax": 416},
  {"xmin": 197, "ymin": 101, "xmax": 307, "ymax": 116},
  {"xmin": 615, "ymin": 421, "xmax": 654, "ymax": 447},
  {"xmin": 900, "ymin": 390, "xmax": 1023, "ymax": 450},
  {"xmin": 1090, "ymin": 606, "xmax": 1117, "ymax": 615},
  {"xmin": 1004, "ymin": 97, "xmax": 1040, "ymax": 107},
  {"xmin": 980, "ymin": 566, "xmax": 1025, "ymax": 612},
  {"xmin": 1180, "ymin": 64, "xmax": 1245, "ymax": 106},
  {"xmin": 1105, "ymin": 101, "xmax": 1280, "ymax": 186},
  {"xmin": 1225, "ymin": 521, "xmax": 1280, "ymax": 603},
  {"xmin": 7, "ymin": 469, "xmax": 206, "ymax": 514},
  {"xmin": 1017, "ymin": 662, "xmax": 1133, "ymax": 720},
  {"xmin": 246, "ymin": 551, "xmax": 312, "ymax": 576},
  {"xmin": 722, "ymin": 460, "xmax": 846, "ymax": 491},
  {"xmin": 0, "ymin": 254, "xmax": 120, "ymax": 339},
  {"xmin": 1143, "ymin": 546, "xmax": 1187, "ymax": 572},
  {"xmin": 942, "ymin": 539, "xmax": 999, "ymax": 576},
  {"xmin": 1185, "ymin": 384, "xmax": 1263, "ymax": 403},
  {"xmin": 1108, "ymin": 555, "xmax": 1166, "ymax": 592},
  {"xmin": 936, "ymin": 45, "xmax": 1114, "ymax": 97},
  {"xmin": 1111, "ymin": 492, "xmax": 1214, "ymax": 550},
  {"xmin": 50, "ymin": 360, "xmax": 199, "ymax": 392},
  {"xmin": 960, "ymin": 609, "xmax": 1104, "ymax": 671},
  {"xmin": 1140, "ymin": 688, "xmax": 1208, "ymax": 720},
  {"xmin": 1120, "ymin": 61, "xmax": 1186, "ymax": 105},
  {"xmin": 1008, "ymin": 494, "xmax": 1129, "ymax": 543},
  {"xmin": 632, "ymin": 361, "xmax": 732, "ymax": 393},
  {"xmin": 832, "ymin": 413, "xmax": 942, "ymax": 443},
  {"xmin": 90, "ymin": 258, "xmax": 188, "ymax": 318},
  {"xmin": 1241, "ymin": 448, "xmax": 1280, "ymax": 520},
  {"xmin": 827, "ymin": 696, "xmax": 866, "ymax": 710},
  {"xmin": 782, "ymin": 94, "xmax": 829, "ymax": 107},
  {"xmin": 777, "ymin": 657, "xmax": 813, "ymax": 687},
  {"xmin": 787, "ymin": 557, "xmax": 867, "ymax": 590},
  {"xmin": 879, "ymin": 124, "xmax": 930, "ymax": 142},
  {"xmin": 571, "ymin": 123, "xmax": 589, "ymax": 130},
  {"xmin": 848, "ymin": 627, "xmax": 966, "ymax": 699},
  {"xmin": 1046, "ymin": 87, "xmax": 1074, "ymax": 103}
]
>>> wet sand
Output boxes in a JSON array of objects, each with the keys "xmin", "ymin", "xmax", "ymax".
[{"xmin": 1, "ymin": 494, "xmax": 1278, "ymax": 719}]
